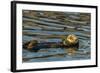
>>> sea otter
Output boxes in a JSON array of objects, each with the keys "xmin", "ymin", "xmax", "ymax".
[{"xmin": 23, "ymin": 34, "xmax": 79, "ymax": 52}]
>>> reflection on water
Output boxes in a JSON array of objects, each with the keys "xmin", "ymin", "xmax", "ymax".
[
  {"xmin": 65, "ymin": 47, "xmax": 77, "ymax": 56},
  {"xmin": 22, "ymin": 10, "xmax": 91, "ymax": 63}
]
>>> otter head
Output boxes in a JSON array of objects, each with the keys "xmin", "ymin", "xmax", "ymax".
[{"xmin": 63, "ymin": 34, "xmax": 78, "ymax": 46}]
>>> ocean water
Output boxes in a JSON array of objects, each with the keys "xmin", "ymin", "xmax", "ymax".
[{"xmin": 22, "ymin": 11, "xmax": 91, "ymax": 63}]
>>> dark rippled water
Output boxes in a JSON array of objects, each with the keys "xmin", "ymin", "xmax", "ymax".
[{"xmin": 22, "ymin": 10, "xmax": 91, "ymax": 63}]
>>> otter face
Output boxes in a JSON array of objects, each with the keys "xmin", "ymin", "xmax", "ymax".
[
  {"xmin": 63, "ymin": 34, "xmax": 78, "ymax": 46},
  {"xmin": 67, "ymin": 34, "xmax": 78, "ymax": 44}
]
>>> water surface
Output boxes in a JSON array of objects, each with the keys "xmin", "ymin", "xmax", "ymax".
[{"xmin": 22, "ymin": 10, "xmax": 91, "ymax": 63}]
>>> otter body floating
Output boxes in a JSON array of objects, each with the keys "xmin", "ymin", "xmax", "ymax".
[{"xmin": 23, "ymin": 34, "xmax": 79, "ymax": 52}]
